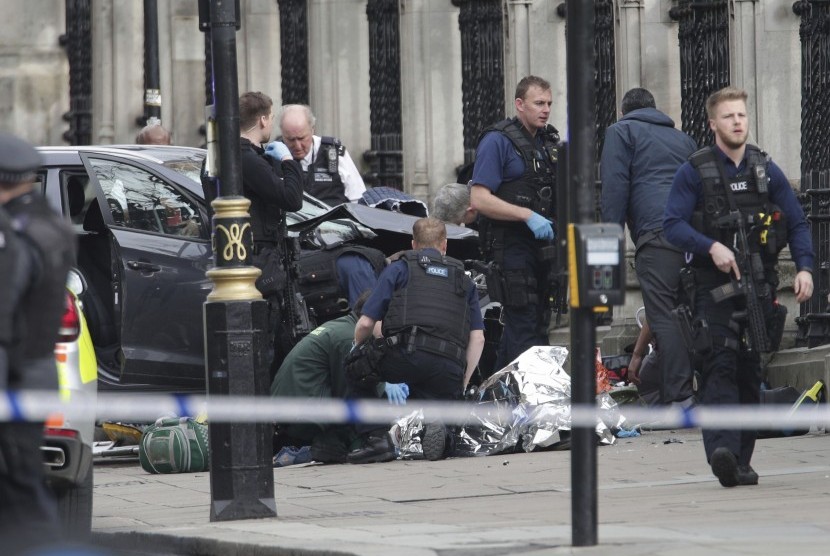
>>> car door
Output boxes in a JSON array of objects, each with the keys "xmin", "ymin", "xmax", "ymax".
[{"xmin": 80, "ymin": 153, "xmax": 212, "ymax": 389}]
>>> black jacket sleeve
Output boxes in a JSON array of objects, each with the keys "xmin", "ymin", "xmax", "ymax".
[{"xmin": 240, "ymin": 140, "xmax": 304, "ymax": 211}]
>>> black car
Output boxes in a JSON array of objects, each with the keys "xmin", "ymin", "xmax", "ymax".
[{"xmin": 37, "ymin": 145, "xmax": 479, "ymax": 392}]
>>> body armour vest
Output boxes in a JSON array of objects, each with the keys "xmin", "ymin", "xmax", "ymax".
[
  {"xmin": 0, "ymin": 209, "xmax": 24, "ymax": 351},
  {"xmin": 382, "ymin": 250, "xmax": 471, "ymax": 361},
  {"xmin": 477, "ymin": 118, "xmax": 559, "ymax": 228},
  {"xmin": 297, "ymin": 244, "xmax": 386, "ymax": 319},
  {"xmin": 7, "ymin": 192, "xmax": 76, "ymax": 366},
  {"xmin": 306, "ymin": 136, "xmax": 348, "ymax": 206},
  {"xmin": 689, "ymin": 144, "xmax": 787, "ymax": 269}
]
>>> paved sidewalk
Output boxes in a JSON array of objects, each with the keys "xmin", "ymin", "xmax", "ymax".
[{"xmin": 89, "ymin": 428, "xmax": 830, "ymax": 556}]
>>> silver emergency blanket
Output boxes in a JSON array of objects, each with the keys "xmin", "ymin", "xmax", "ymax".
[{"xmin": 397, "ymin": 346, "xmax": 619, "ymax": 459}]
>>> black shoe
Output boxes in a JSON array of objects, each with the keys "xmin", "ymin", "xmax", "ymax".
[
  {"xmin": 310, "ymin": 434, "xmax": 348, "ymax": 464},
  {"xmin": 737, "ymin": 464, "xmax": 759, "ymax": 486},
  {"xmin": 711, "ymin": 447, "xmax": 739, "ymax": 487},
  {"xmin": 421, "ymin": 422, "xmax": 447, "ymax": 461},
  {"xmin": 346, "ymin": 433, "xmax": 396, "ymax": 464}
]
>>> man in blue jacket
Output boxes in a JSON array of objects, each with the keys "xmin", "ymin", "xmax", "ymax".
[{"xmin": 601, "ymin": 88, "xmax": 698, "ymax": 406}]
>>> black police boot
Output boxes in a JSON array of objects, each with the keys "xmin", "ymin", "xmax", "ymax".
[
  {"xmin": 310, "ymin": 429, "xmax": 350, "ymax": 464},
  {"xmin": 710, "ymin": 447, "xmax": 739, "ymax": 487},
  {"xmin": 421, "ymin": 422, "xmax": 447, "ymax": 461},
  {"xmin": 737, "ymin": 464, "xmax": 759, "ymax": 486},
  {"xmin": 347, "ymin": 432, "xmax": 397, "ymax": 464}
]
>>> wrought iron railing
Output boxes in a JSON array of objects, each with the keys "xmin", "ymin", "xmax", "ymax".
[
  {"xmin": 594, "ymin": 0, "xmax": 616, "ymax": 163},
  {"xmin": 277, "ymin": 0, "xmax": 310, "ymax": 105},
  {"xmin": 455, "ymin": 0, "xmax": 505, "ymax": 166},
  {"xmin": 793, "ymin": 1, "xmax": 830, "ymax": 345},
  {"xmin": 669, "ymin": 0, "xmax": 730, "ymax": 146},
  {"xmin": 364, "ymin": 0, "xmax": 403, "ymax": 189},
  {"xmin": 60, "ymin": 0, "xmax": 93, "ymax": 145}
]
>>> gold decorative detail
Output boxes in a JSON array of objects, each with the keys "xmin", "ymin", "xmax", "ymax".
[
  {"xmin": 215, "ymin": 222, "xmax": 251, "ymax": 261},
  {"xmin": 211, "ymin": 196, "xmax": 252, "ymax": 219},
  {"xmin": 206, "ymin": 267, "xmax": 263, "ymax": 301}
]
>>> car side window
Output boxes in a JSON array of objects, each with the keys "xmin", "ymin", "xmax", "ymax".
[
  {"xmin": 62, "ymin": 173, "xmax": 93, "ymax": 228},
  {"xmin": 86, "ymin": 158, "xmax": 206, "ymax": 239}
]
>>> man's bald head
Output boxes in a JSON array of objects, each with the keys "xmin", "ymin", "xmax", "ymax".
[{"xmin": 136, "ymin": 124, "xmax": 173, "ymax": 145}]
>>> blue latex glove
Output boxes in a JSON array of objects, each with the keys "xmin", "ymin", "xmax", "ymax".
[
  {"xmin": 526, "ymin": 211, "xmax": 554, "ymax": 240},
  {"xmin": 264, "ymin": 141, "xmax": 291, "ymax": 161},
  {"xmin": 384, "ymin": 383, "xmax": 409, "ymax": 405}
]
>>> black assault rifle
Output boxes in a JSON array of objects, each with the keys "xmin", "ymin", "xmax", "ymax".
[
  {"xmin": 709, "ymin": 210, "xmax": 771, "ymax": 353},
  {"xmin": 541, "ymin": 241, "xmax": 568, "ymax": 326},
  {"xmin": 278, "ymin": 218, "xmax": 314, "ymax": 342}
]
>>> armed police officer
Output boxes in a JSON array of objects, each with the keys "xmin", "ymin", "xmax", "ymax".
[
  {"xmin": 470, "ymin": 75, "xmax": 559, "ymax": 371},
  {"xmin": 344, "ymin": 218, "xmax": 485, "ymax": 464},
  {"xmin": 664, "ymin": 86, "xmax": 814, "ymax": 488},
  {"xmin": 238, "ymin": 91, "xmax": 305, "ymax": 376},
  {"xmin": 0, "ymin": 133, "xmax": 75, "ymax": 554},
  {"xmin": 279, "ymin": 104, "xmax": 366, "ymax": 206}
]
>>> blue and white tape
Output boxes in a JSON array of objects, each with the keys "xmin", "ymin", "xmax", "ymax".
[{"xmin": 2, "ymin": 390, "xmax": 828, "ymax": 431}]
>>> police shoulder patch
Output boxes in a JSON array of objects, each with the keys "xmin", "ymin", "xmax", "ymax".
[{"xmin": 426, "ymin": 265, "xmax": 448, "ymax": 278}]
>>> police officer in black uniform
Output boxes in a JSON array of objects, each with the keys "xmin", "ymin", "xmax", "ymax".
[
  {"xmin": 238, "ymin": 92, "xmax": 305, "ymax": 374},
  {"xmin": 345, "ymin": 218, "xmax": 485, "ymax": 463},
  {"xmin": 664, "ymin": 87, "xmax": 814, "ymax": 488},
  {"xmin": 469, "ymin": 75, "xmax": 559, "ymax": 372},
  {"xmin": 0, "ymin": 132, "xmax": 75, "ymax": 553}
]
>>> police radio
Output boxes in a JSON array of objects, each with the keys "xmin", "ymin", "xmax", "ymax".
[{"xmin": 567, "ymin": 223, "xmax": 625, "ymax": 310}]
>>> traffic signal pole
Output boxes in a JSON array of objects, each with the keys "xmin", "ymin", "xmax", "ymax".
[{"xmin": 566, "ymin": 0, "xmax": 599, "ymax": 547}]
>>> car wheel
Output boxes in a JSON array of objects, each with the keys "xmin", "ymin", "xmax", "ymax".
[{"xmin": 55, "ymin": 464, "xmax": 93, "ymax": 537}]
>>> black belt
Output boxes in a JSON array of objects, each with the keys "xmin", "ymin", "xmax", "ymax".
[{"xmin": 387, "ymin": 330, "xmax": 466, "ymax": 367}]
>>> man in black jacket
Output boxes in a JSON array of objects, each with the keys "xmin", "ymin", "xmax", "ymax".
[
  {"xmin": 0, "ymin": 132, "xmax": 75, "ymax": 554},
  {"xmin": 239, "ymin": 91, "xmax": 305, "ymax": 374},
  {"xmin": 600, "ymin": 88, "xmax": 698, "ymax": 407}
]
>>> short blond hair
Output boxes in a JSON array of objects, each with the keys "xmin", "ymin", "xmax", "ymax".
[
  {"xmin": 412, "ymin": 217, "xmax": 447, "ymax": 249},
  {"xmin": 706, "ymin": 86, "xmax": 748, "ymax": 120}
]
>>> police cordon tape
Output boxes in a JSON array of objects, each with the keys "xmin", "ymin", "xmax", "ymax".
[{"xmin": 1, "ymin": 389, "xmax": 828, "ymax": 431}]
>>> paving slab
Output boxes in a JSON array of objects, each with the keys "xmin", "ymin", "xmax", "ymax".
[{"xmin": 83, "ymin": 428, "xmax": 830, "ymax": 556}]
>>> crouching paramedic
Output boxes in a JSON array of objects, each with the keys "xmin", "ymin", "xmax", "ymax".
[{"xmin": 344, "ymin": 217, "xmax": 485, "ymax": 464}]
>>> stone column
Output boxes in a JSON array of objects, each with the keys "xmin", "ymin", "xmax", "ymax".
[
  {"xmin": 307, "ymin": 0, "xmax": 370, "ymax": 172},
  {"xmin": 396, "ymin": 0, "xmax": 464, "ymax": 199},
  {"xmin": 731, "ymin": 0, "xmax": 759, "ymax": 143},
  {"xmin": 615, "ymin": 0, "xmax": 643, "ymax": 95}
]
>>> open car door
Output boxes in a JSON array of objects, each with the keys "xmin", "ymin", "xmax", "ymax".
[{"xmin": 80, "ymin": 153, "xmax": 212, "ymax": 390}]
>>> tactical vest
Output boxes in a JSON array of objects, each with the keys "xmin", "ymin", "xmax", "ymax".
[
  {"xmin": 478, "ymin": 118, "xmax": 559, "ymax": 224},
  {"xmin": 306, "ymin": 136, "xmax": 349, "ymax": 206},
  {"xmin": 297, "ymin": 244, "xmax": 386, "ymax": 320},
  {"xmin": 0, "ymin": 209, "xmax": 23, "ymax": 349},
  {"xmin": 689, "ymin": 145, "xmax": 787, "ymax": 269},
  {"xmin": 382, "ymin": 250, "xmax": 471, "ymax": 365},
  {"xmin": 7, "ymin": 192, "xmax": 76, "ymax": 378}
]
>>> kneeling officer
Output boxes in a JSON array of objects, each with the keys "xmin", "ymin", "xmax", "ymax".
[{"xmin": 345, "ymin": 217, "xmax": 485, "ymax": 463}]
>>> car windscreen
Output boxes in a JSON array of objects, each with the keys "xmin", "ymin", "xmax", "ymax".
[{"xmin": 161, "ymin": 156, "xmax": 205, "ymax": 184}]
